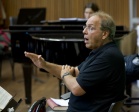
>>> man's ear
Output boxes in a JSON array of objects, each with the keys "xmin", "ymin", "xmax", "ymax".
[{"xmin": 102, "ymin": 31, "xmax": 110, "ymax": 39}]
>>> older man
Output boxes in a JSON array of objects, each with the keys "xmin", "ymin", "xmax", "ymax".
[{"xmin": 25, "ymin": 11, "xmax": 126, "ymax": 112}]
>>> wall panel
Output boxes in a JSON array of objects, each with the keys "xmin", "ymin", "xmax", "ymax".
[{"xmin": 3, "ymin": 0, "xmax": 130, "ymax": 29}]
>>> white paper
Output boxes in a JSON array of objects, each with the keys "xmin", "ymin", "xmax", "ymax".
[
  {"xmin": 50, "ymin": 98, "xmax": 69, "ymax": 106},
  {"xmin": 0, "ymin": 86, "xmax": 12, "ymax": 110},
  {"xmin": 59, "ymin": 18, "xmax": 77, "ymax": 21},
  {"xmin": 59, "ymin": 18, "xmax": 87, "ymax": 22}
]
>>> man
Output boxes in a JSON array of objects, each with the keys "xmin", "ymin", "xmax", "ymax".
[
  {"xmin": 24, "ymin": 11, "xmax": 126, "ymax": 112},
  {"xmin": 77, "ymin": 2, "xmax": 100, "ymax": 63}
]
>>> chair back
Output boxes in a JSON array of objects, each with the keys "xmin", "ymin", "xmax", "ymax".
[
  {"xmin": 108, "ymin": 100, "xmax": 123, "ymax": 112},
  {"xmin": 9, "ymin": 16, "xmax": 18, "ymax": 25}
]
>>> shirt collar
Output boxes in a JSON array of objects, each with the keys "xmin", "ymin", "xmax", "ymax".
[{"xmin": 89, "ymin": 41, "xmax": 116, "ymax": 56}]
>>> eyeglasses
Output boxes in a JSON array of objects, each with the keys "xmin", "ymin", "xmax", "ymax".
[{"xmin": 83, "ymin": 25, "xmax": 95, "ymax": 32}]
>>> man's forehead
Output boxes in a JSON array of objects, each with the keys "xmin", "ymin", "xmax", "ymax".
[
  {"xmin": 88, "ymin": 15, "xmax": 100, "ymax": 22},
  {"xmin": 86, "ymin": 16, "xmax": 101, "ymax": 25}
]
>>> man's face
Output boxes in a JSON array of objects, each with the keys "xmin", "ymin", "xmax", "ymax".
[{"xmin": 83, "ymin": 15, "xmax": 106, "ymax": 50}]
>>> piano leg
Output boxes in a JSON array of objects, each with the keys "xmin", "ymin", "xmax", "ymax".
[{"xmin": 22, "ymin": 63, "xmax": 33, "ymax": 104}]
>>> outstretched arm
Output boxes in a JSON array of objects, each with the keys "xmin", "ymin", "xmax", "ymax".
[
  {"xmin": 24, "ymin": 51, "xmax": 85, "ymax": 96},
  {"xmin": 24, "ymin": 51, "xmax": 62, "ymax": 79}
]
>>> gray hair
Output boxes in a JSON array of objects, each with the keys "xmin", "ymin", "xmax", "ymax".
[{"xmin": 92, "ymin": 11, "xmax": 116, "ymax": 40}]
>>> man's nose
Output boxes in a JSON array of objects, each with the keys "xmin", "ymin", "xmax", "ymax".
[{"xmin": 83, "ymin": 28, "xmax": 87, "ymax": 34}]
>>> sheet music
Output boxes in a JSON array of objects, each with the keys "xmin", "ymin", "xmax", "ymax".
[
  {"xmin": 0, "ymin": 86, "xmax": 12, "ymax": 111},
  {"xmin": 59, "ymin": 18, "xmax": 87, "ymax": 21},
  {"xmin": 59, "ymin": 18, "xmax": 77, "ymax": 21}
]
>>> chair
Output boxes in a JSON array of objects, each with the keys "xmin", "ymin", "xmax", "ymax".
[
  {"xmin": 0, "ymin": 16, "xmax": 17, "ymax": 81},
  {"xmin": 28, "ymin": 97, "xmax": 46, "ymax": 112},
  {"xmin": 60, "ymin": 91, "xmax": 128, "ymax": 112},
  {"xmin": 9, "ymin": 16, "xmax": 18, "ymax": 25},
  {"xmin": 0, "ymin": 49, "xmax": 14, "ymax": 81},
  {"xmin": 45, "ymin": 101, "xmax": 125, "ymax": 112},
  {"xmin": 119, "ymin": 29, "xmax": 139, "ymax": 109},
  {"xmin": 124, "ymin": 97, "xmax": 139, "ymax": 106},
  {"xmin": 123, "ymin": 53, "xmax": 139, "ymax": 109},
  {"xmin": 108, "ymin": 100, "xmax": 124, "ymax": 112},
  {"xmin": 120, "ymin": 96, "xmax": 139, "ymax": 112},
  {"xmin": 0, "ymin": 29, "xmax": 15, "ymax": 81}
]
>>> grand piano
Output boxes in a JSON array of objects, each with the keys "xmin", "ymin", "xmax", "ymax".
[{"xmin": 9, "ymin": 23, "xmax": 129, "ymax": 105}]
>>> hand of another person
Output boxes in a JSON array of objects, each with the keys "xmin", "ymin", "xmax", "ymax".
[
  {"xmin": 24, "ymin": 51, "xmax": 46, "ymax": 69},
  {"xmin": 61, "ymin": 65, "xmax": 75, "ymax": 78}
]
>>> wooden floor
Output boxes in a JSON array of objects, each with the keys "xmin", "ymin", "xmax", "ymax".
[
  {"xmin": 1, "ymin": 59, "xmax": 139, "ymax": 112},
  {"xmin": 0, "ymin": 59, "xmax": 61, "ymax": 112}
]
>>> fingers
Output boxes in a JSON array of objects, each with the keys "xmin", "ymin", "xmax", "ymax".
[
  {"xmin": 62, "ymin": 65, "xmax": 73, "ymax": 69},
  {"xmin": 62, "ymin": 65, "xmax": 65, "ymax": 69},
  {"xmin": 24, "ymin": 51, "xmax": 28, "ymax": 57},
  {"xmin": 24, "ymin": 51, "xmax": 40, "ymax": 59},
  {"xmin": 38, "ymin": 55, "xmax": 42, "ymax": 59},
  {"xmin": 24, "ymin": 51, "xmax": 33, "ymax": 57}
]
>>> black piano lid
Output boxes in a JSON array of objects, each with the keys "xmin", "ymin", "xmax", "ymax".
[
  {"xmin": 9, "ymin": 25, "xmax": 129, "ymax": 38},
  {"xmin": 9, "ymin": 25, "xmax": 84, "ymax": 31},
  {"xmin": 9, "ymin": 25, "xmax": 127, "ymax": 32}
]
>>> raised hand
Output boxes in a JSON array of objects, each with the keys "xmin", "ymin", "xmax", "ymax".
[{"xmin": 24, "ymin": 51, "xmax": 46, "ymax": 69}]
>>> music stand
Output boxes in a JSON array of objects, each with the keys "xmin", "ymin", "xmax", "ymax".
[{"xmin": 17, "ymin": 8, "xmax": 46, "ymax": 25}]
